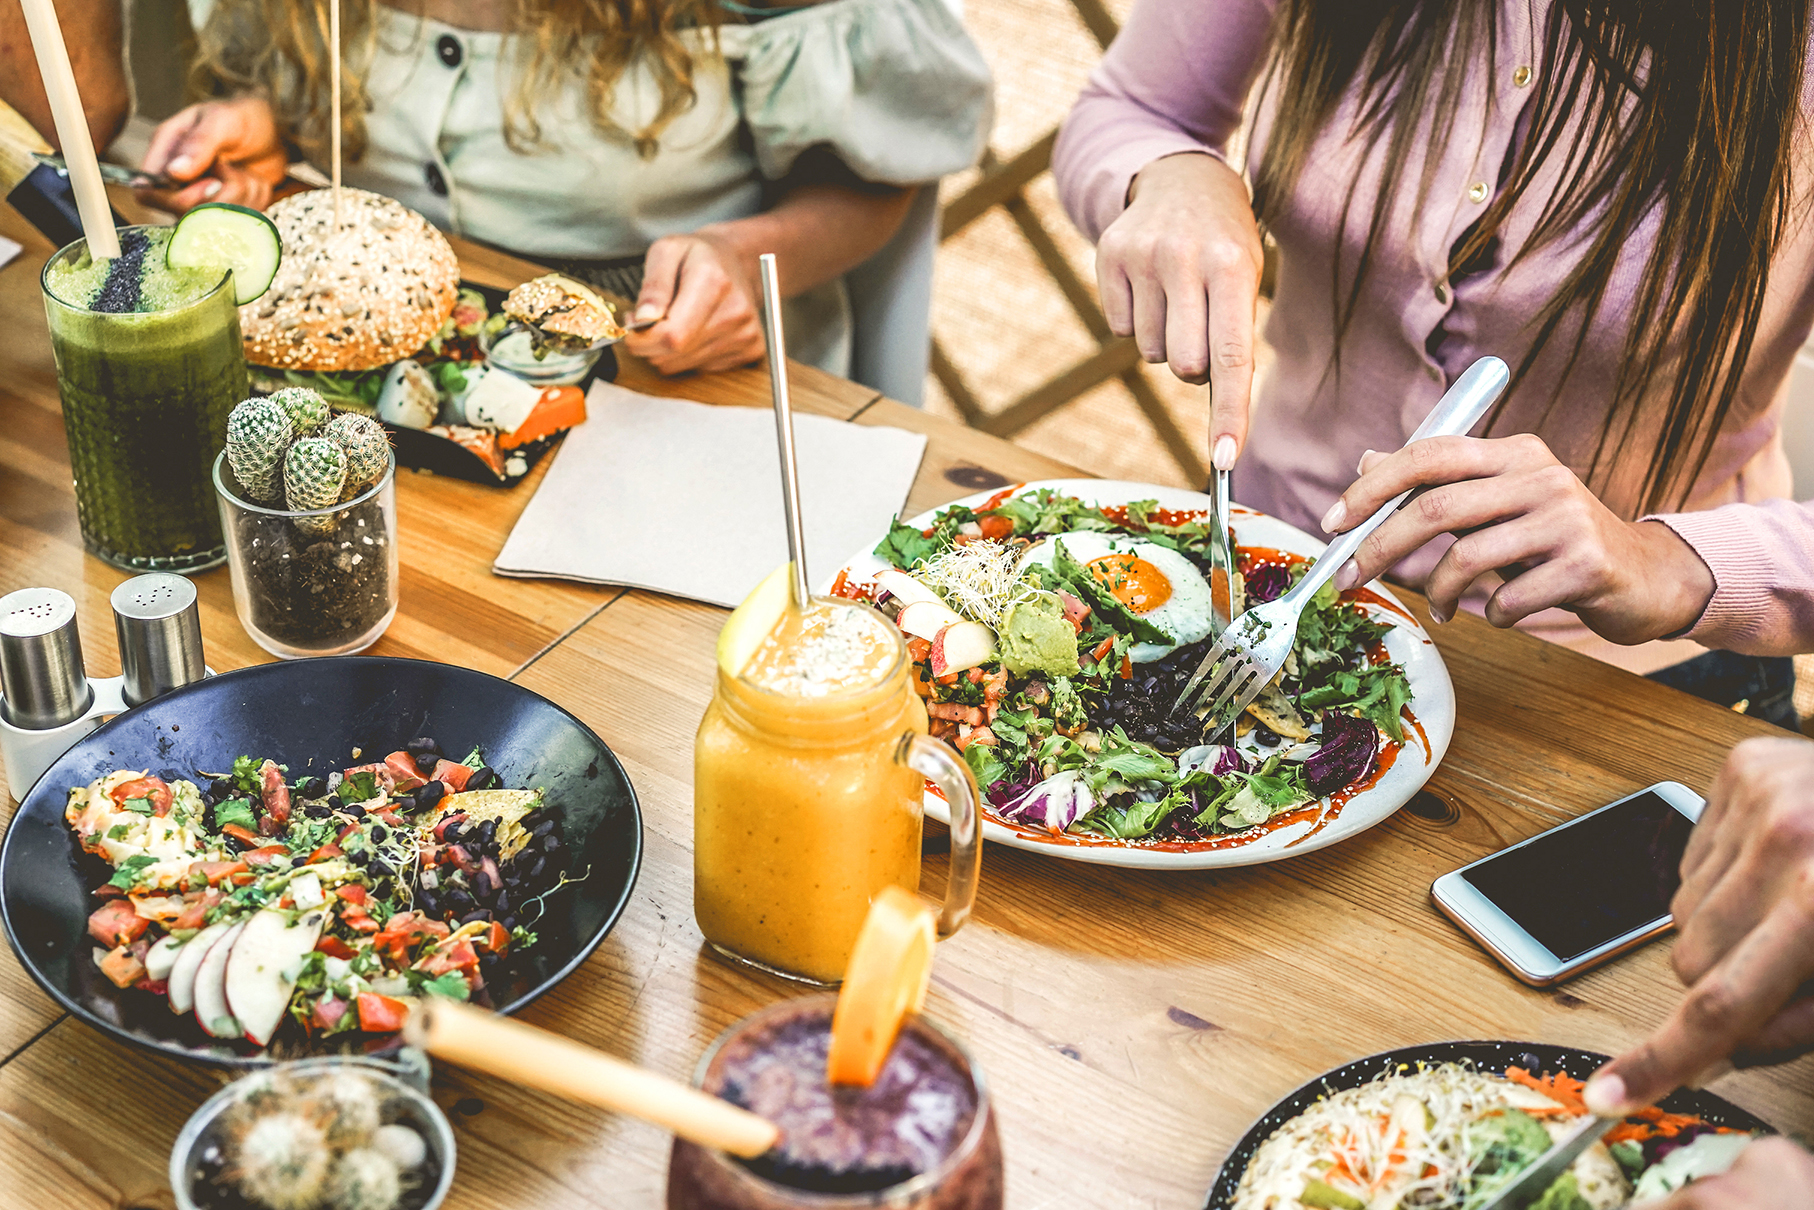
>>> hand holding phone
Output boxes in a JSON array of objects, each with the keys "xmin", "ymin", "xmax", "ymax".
[{"xmin": 1432, "ymin": 781, "xmax": 1705, "ymax": 986}]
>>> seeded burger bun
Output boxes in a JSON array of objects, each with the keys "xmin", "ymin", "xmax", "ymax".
[{"xmin": 240, "ymin": 187, "xmax": 459, "ymax": 372}]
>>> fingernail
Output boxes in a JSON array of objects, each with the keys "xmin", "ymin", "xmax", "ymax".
[
  {"xmin": 201, "ymin": 179, "xmax": 222, "ymax": 199},
  {"xmin": 1334, "ymin": 560, "xmax": 1360, "ymax": 591},
  {"xmin": 169, "ymin": 155, "xmax": 192, "ymax": 175},
  {"xmin": 1428, "ymin": 605, "xmax": 1448, "ymax": 625},
  {"xmin": 1320, "ymin": 499, "xmax": 1347, "ymax": 533},
  {"xmin": 1357, "ymin": 449, "xmax": 1377, "ymax": 475},
  {"xmin": 1212, "ymin": 436, "xmax": 1237, "ymax": 472},
  {"xmin": 634, "ymin": 303, "xmax": 662, "ymax": 322},
  {"xmin": 1582, "ymin": 1073, "xmax": 1628, "ymax": 1116}
]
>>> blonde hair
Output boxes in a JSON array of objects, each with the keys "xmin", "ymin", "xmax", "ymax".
[{"xmin": 191, "ymin": 0, "xmax": 725, "ymax": 162}]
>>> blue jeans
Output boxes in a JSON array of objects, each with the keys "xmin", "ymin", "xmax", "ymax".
[{"xmin": 1646, "ymin": 650, "xmax": 1800, "ymax": 732}]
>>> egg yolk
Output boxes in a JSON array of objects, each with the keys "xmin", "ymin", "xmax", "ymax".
[{"xmin": 1087, "ymin": 553, "xmax": 1172, "ymax": 613}]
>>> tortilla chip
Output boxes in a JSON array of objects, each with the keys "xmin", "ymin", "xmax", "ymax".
[
  {"xmin": 1246, "ymin": 686, "xmax": 1311, "ymax": 740},
  {"xmin": 435, "ymin": 788, "xmax": 542, "ymax": 859}
]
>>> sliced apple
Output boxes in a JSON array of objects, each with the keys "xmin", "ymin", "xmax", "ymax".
[
  {"xmin": 716, "ymin": 562, "xmax": 793, "ymax": 678},
  {"xmin": 144, "ymin": 934, "xmax": 184, "ymax": 983},
  {"xmin": 929, "ymin": 621, "xmax": 996, "ymax": 679},
  {"xmin": 226, "ymin": 908, "xmax": 327, "ymax": 1047},
  {"xmin": 872, "ymin": 568, "xmax": 940, "ymax": 607},
  {"xmin": 194, "ymin": 920, "xmax": 245, "ymax": 1038},
  {"xmin": 167, "ymin": 920, "xmax": 234, "ymax": 1015},
  {"xmin": 897, "ymin": 599, "xmax": 965, "ymax": 641}
]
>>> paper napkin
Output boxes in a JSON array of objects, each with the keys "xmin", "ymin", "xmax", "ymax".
[{"xmin": 493, "ymin": 381, "xmax": 928, "ymax": 607}]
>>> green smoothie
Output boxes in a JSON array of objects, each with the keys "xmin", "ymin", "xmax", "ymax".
[{"xmin": 42, "ymin": 225, "xmax": 248, "ymax": 571}]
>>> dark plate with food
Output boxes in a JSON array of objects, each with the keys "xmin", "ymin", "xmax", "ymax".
[
  {"xmin": 0, "ymin": 656, "xmax": 641, "ymax": 1068},
  {"xmin": 1204, "ymin": 1040, "xmax": 1773, "ymax": 1209}
]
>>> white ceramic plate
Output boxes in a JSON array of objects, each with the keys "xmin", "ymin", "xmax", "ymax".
[{"xmin": 827, "ymin": 480, "xmax": 1455, "ymax": 870}]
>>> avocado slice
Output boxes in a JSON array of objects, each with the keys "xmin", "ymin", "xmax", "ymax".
[
  {"xmin": 1299, "ymin": 1179, "xmax": 1365, "ymax": 1210},
  {"xmin": 1050, "ymin": 537, "xmax": 1173, "ymax": 645}
]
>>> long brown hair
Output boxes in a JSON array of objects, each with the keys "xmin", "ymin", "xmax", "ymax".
[
  {"xmin": 1252, "ymin": 0, "xmax": 1809, "ymax": 515},
  {"xmin": 191, "ymin": 0, "xmax": 725, "ymax": 162}
]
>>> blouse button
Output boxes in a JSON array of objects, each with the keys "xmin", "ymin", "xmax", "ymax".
[
  {"xmin": 425, "ymin": 162, "xmax": 448, "ymax": 196},
  {"xmin": 1467, "ymin": 181, "xmax": 1489, "ymax": 204},
  {"xmin": 437, "ymin": 34, "xmax": 463, "ymax": 68},
  {"xmin": 1513, "ymin": 65, "xmax": 1533, "ymax": 87}
]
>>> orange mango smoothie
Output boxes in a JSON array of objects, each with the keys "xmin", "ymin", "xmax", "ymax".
[{"xmin": 695, "ymin": 598, "xmax": 929, "ymax": 984}]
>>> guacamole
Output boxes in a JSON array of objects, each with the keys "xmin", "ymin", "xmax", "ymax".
[{"xmin": 997, "ymin": 592, "xmax": 1081, "ymax": 678}]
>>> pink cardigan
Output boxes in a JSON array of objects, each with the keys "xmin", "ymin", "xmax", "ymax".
[{"xmin": 1053, "ymin": 0, "xmax": 1814, "ymax": 671}]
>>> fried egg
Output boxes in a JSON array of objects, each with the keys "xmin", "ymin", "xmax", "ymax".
[{"xmin": 1020, "ymin": 530, "xmax": 1215, "ymax": 662}]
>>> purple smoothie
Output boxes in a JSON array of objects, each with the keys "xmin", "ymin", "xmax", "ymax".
[{"xmin": 668, "ymin": 997, "xmax": 1003, "ymax": 1210}]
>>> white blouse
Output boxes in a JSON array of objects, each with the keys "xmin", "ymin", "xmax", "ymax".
[{"xmin": 187, "ymin": 0, "xmax": 993, "ymax": 371}]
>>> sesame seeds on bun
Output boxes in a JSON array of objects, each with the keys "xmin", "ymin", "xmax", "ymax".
[{"xmin": 239, "ymin": 187, "xmax": 460, "ymax": 372}]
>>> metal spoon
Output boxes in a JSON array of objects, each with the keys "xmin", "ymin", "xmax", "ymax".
[{"xmin": 758, "ymin": 252, "xmax": 811, "ymax": 611}]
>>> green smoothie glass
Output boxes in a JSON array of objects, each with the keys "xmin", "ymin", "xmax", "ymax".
[{"xmin": 41, "ymin": 225, "xmax": 248, "ymax": 572}]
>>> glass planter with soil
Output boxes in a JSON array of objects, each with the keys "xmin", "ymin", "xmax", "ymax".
[{"xmin": 214, "ymin": 443, "xmax": 399, "ymax": 659}]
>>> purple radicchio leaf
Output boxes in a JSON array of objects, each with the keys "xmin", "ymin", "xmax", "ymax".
[
  {"xmin": 986, "ymin": 763, "xmax": 1041, "ymax": 810},
  {"xmin": 1303, "ymin": 710, "xmax": 1378, "ymax": 796},
  {"xmin": 1244, "ymin": 562, "xmax": 1293, "ymax": 603},
  {"xmin": 998, "ymin": 770, "xmax": 1094, "ymax": 834},
  {"xmin": 1211, "ymin": 746, "xmax": 1250, "ymax": 776}
]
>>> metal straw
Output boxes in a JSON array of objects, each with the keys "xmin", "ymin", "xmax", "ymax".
[{"xmin": 758, "ymin": 253, "xmax": 811, "ymax": 611}]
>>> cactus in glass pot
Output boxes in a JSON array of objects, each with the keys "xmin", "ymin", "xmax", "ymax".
[
  {"xmin": 285, "ymin": 436, "xmax": 349, "ymax": 535},
  {"xmin": 267, "ymin": 385, "xmax": 330, "ymax": 436},
  {"xmin": 324, "ymin": 412, "xmax": 391, "ymax": 498},
  {"xmin": 224, "ymin": 396, "xmax": 293, "ymax": 505}
]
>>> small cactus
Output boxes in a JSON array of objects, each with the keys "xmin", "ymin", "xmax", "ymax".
[
  {"xmin": 327, "ymin": 1147, "xmax": 403, "ymax": 1210},
  {"xmin": 324, "ymin": 412, "xmax": 391, "ymax": 498},
  {"xmin": 285, "ymin": 436, "xmax": 349, "ymax": 535},
  {"xmin": 225, "ymin": 397, "xmax": 293, "ymax": 505},
  {"xmin": 267, "ymin": 385, "xmax": 330, "ymax": 435},
  {"xmin": 230, "ymin": 1112, "xmax": 332, "ymax": 1210}
]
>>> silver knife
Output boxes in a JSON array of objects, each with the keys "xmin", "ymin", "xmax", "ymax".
[
  {"xmin": 1474, "ymin": 1116, "xmax": 1617, "ymax": 1210},
  {"xmin": 1207, "ymin": 466, "xmax": 1234, "ymax": 636},
  {"xmin": 32, "ymin": 152, "xmax": 178, "ymax": 192}
]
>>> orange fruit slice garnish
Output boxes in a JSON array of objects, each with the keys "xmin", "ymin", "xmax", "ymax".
[{"xmin": 827, "ymin": 885, "xmax": 936, "ymax": 1087}]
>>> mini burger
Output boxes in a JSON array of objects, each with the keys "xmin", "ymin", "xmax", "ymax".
[
  {"xmin": 242, "ymin": 187, "xmax": 460, "ymax": 403},
  {"xmin": 503, "ymin": 272, "xmax": 625, "ymax": 353}
]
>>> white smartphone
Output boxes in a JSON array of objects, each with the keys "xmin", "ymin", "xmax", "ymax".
[{"xmin": 1431, "ymin": 781, "xmax": 1706, "ymax": 986}]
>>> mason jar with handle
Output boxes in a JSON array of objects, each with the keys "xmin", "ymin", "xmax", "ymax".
[{"xmin": 694, "ymin": 592, "xmax": 982, "ymax": 985}]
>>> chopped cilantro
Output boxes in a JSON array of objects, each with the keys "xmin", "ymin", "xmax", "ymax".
[
  {"xmin": 461, "ymin": 747, "xmax": 486, "ymax": 771},
  {"xmin": 107, "ymin": 854, "xmax": 158, "ymax": 889},
  {"xmin": 509, "ymin": 925, "xmax": 539, "ymax": 949},
  {"xmin": 213, "ymin": 798, "xmax": 256, "ymax": 832},
  {"xmin": 121, "ymin": 796, "xmax": 154, "ymax": 815},
  {"xmin": 105, "ymin": 823, "xmax": 131, "ymax": 840},
  {"xmin": 981, "ymin": 488, "xmax": 1114, "ymax": 537},
  {"xmin": 342, "ymin": 770, "xmax": 380, "ymax": 802},
  {"xmin": 230, "ymin": 755, "xmax": 265, "ymax": 794},
  {"xmin": 406, "ymin": 968, "xmax": 471, "ymax": 1000}
]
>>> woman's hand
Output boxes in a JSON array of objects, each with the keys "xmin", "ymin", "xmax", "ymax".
[
  {"xmin": 1318, "ymin": 433, "xmax": 1715, "ymax": 643},
  {"xmin": 625, "ymin": 231, "xmax": 764, "ymax": 376},
  {"xmin": 139, "ymin": 97, "xmax": 288, "ymax": 214},
  {"xmin": 1094, "ymin": 151, "xmax": 1263, "ymax": 470},
  {"xmin": 1639, "ymin": 1137, "xmax": 1814, "ymax": 1208},
  {"xmin": 1584, "ymin": 737, "xmax": 1814, "ymax": 1117}
]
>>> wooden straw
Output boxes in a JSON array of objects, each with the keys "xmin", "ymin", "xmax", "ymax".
[
  {"xmin": 16, "ymin": 0, "xmax": 117, "ymax": 257},
  {"xmin": 404, "ymin": 1000, "xmax": 781, "ymax": 1158},
  {"xmin": 329, "ymin": 0, "xmax": 342, "ymax": 228}
]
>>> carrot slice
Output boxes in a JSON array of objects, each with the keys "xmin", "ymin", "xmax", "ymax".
[{"xmin": 827, "ymin": 885, "xmax": 936, "ymax": 1088}]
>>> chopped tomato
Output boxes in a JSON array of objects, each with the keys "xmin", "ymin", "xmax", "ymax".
[
  {"xmin": 220, "ymin": 822, "xmax": 261, "ymax": 846},
  {"xmin": 1089, "ymin": 636, "xmax": 1115, "ymax": 665},
  {"xmin": 313, "ymin": 995, "xmax": 350, "ymax": 1031},
  {"xmin": 133, "ymin": 977, "xmax": 168, "ymax": 996},
  {"xmin": 315, "ymin": 935, "xmax": 359, "ymax": 960},
  {"xmin": 416, "ymin": 937, "xmax": 478, "ymax": 977},
  {"xmin": 259, "ymin": 759, "xmax": 291, "ymax": 826},
  {"xmin": 87, "ymin": 899, "xmax": 148, "ymax": 947},
  {"xmin": 335, "ymin": 884, "xmax": 369, "ymax": 906},
  {"xmin": 977, "ymin": 513, "xmax": 1015, "ymax": 541},
  {"xmin": 109, "ymin": 776, "xmax": 172, "ymax": 817},
  {"xmin": 342, "ymin": 763, "xmax": 397, "ymax": 797},
  {"xmin": 174, "ymin": 890, "xmax": 222, "ymax": 931},
  {"xmin": 476, "ymin": 921, "xmax": 510, "ymax": 953},
  {"xmin": 195, "ymin": 860, "xmax": 249, "ymax": 886},
  {"xmin": 340, "ymin": 907, "xmax": 379, "ymax": 934},
  {"xmin": 243, "ymin": 845, "xmax": 290, "ymax": 867},
  {"xmin": 374, "ymin": 913, "xmax": 451, "ymax": 964},
  {"xmin": 430, "ymin": 760, "xmax": 472, "ymax": 793},
  {"xmin": 432, "ymin": 813, "xmax": 467, "ymax": 842},
  {"xmin": 336, "ymin": 822, "xmax": 363, "ymax": 843},
  {"xmin": 306, "ymin": 843, "xmax": 345, "ymax": 864},
  {"xmin": 978, "ymin": 486, "xmax": 1018, "ymax": 512},
  {"xmin": 446, "ymin": 844, "xmax": 480, "ymax": 875},
  {"xmin": 383, "ymin": 751, "xmax": 427, "ymax": 792},
  {"xmin": 906, "ymin": 637, "xmax": 932, "ymax": 663},
  {"xmin": 1120, "ymin": 653, "xmax": 1133, "ymax": 679},
  {"xmin": 1057, "ymin": 590, "xmax": 1090, "ymax": 633},
  {"xmin": 356, "ymin": 992, "xmax": 410, "ymax": 1033},
  {"xmin": 98, "ymin": 944, "xmax": 147, "ymax": 989}
]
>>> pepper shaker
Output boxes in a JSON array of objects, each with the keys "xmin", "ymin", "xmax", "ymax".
[{"xmin": 112, "ymin": 573, "xmax": 206, "ymax": 708}]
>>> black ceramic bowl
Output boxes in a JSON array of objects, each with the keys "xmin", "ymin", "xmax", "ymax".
[
  {"xmin": 1203, "ymin": 1040, "xmax": 1775, "ymax": 1208},
  {"xmin": 0, "ymin": 656, "xmax": 642, "ymax": 1068}
]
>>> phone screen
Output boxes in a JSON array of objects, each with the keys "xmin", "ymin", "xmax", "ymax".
[{"xmin": 1460, "ymin": 791, "xmax": 1695, "ymax": 962}]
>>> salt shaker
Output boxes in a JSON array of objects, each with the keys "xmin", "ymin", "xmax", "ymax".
[
  {"xmin": 0, "ymin": 587, "xmax": 116, "ymax": 801},
  {"xmin": 112, "ymin": 573, "xmax": 206, "ymax": 707}
]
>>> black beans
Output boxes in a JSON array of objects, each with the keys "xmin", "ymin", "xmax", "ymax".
[
  {"xmin": 370, "ymin": 824, "xmax": 388, "ymax": 842},
  {"xmin": 472, "ymin": 871, "xmax": 493, "ymax": 899},
  {"xmin": 494, "ymin": 889, "xmax": 511, "ymax": 914},
  {"xmin": 305, "ymin": 803, "xmax": 331, "ymax": 819},
  {"xmin": 415, "ymin": 781, "xmax": 446, "ymax": 811},
  {"xmin": 344, "ymin": 803, "xmax": 366, "ymax": 819},
  {"xmin": 540, "ymin": 833, "xmax": 562, "ymax": 853},
  {"xmin": 447, "ymin": 890, "xmax": 474, "ymax": 916},
  {"xmin": 530, "ymin": 820, "xmax": 556, "ymax": 839},
  {"xmin": 373, "ymin": 878, "xmax": 395, "ymax": 901},
  {"xmin": 476, "ymin": 819, "xmax": 498, "ymax": 846},
  {"xmin": 1254, "ymin": 727, "xmax": 1281, "ymax": 748},
  {"xmin": 209, "ymin": 776, "xmax": 237, "ymax": 801},
  {"xmin": 326, "ymin": 795, "xmax": 344, "ymax": 810},
  {"xmin": 368, "ymin": 858, "xmax": 394, "ymax": 878},
  {"xmin": 413, "ymin": 752, "xmax": 439, "ymax": 776},
  {"xmin": 416, "ymin": 889, "xmax": 439, "ymax": 916},
  {"xmin": 466, "ymin": 766, "xmax": 501, "ymax": 791},
  {"xmin": 406, "ymin": 736, "xmax": 443, "ymax": 757},
  {"xmin": 294, "ymin": 776, "xmax": 323, "ymax": 798},
  {"xmin": 499, "ymin": 915, "xmax": 518, "ymax": 932},
  {"xmin": 460, "ymin": 910, "xmax": 491, "ymax": 926},
  {"xmin": 529, "ymin": 856, "xmax": 547, "ymax": 881}
]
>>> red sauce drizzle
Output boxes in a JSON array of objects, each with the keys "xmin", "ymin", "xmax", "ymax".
[
  {"xmin": 1099, "ymin": 504, "xmax": 1210, "ymax": 529},
  {"xmin": 1350, "ymin": 586, "xmax": 1418, "ymax": 627}
]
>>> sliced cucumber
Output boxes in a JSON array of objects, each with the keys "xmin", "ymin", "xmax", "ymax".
[{"xmin": 166, "ymin": 202, "xmax": 282, "ymax": 305}]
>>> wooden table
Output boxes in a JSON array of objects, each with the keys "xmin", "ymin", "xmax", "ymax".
[{"xmin": 1, "ymin": 207, "xmax": 1809, "ymax": 1210}]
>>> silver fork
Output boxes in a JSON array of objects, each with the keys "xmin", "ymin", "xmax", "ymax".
[{"xmin": 1172, "ymin": 355, "xmax": 1512, "ymax": 733}]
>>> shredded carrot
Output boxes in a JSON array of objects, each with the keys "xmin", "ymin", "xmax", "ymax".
[{"xmin": 1506, "ymin": 1067, "xmax": 1739, "ymax": 1143}]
